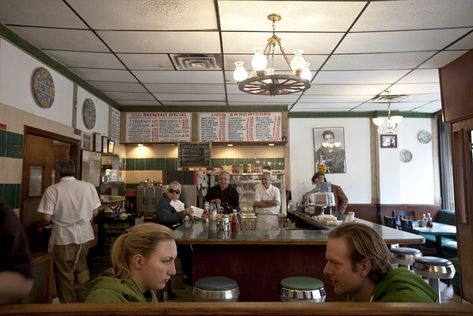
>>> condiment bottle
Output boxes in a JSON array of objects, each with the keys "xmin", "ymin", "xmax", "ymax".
[{"xmin": 231, "ymin": 209, "xmax": 239, "ymax": 232}]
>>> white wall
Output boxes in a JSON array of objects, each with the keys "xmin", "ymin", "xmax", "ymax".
[
  {"xmin": 289, "ymin": 117, "xmax": 372, "ymax": 204},
  {"xmin": 76, "ymin": 87, "xmax": 110, "ymax": 137},
  {"xmin": 0, "ymin": 39, "xmax": 74, "ymax": 124}
]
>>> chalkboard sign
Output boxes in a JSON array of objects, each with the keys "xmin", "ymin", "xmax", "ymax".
[{"xmin": 178, "ymin": 142, "xmax": 211, "ymax": 168}]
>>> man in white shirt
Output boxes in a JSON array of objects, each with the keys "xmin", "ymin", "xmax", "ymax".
[
  {"xmin": 37, "ymin": 159, "xmax": 101, "ymax": 303},
  {"xmin": 254, "ymin": 171, "xmax": 281, "ymax": 230}
]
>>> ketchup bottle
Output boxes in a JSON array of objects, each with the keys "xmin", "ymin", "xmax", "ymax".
[{"xmin": 231, "ymin": 210, "xmax": 239, "ymax": 232}]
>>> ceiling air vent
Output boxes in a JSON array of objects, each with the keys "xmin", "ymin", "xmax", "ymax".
[
  {"xmin": 170, "ymin": 54, "xmax": 222, "ymax": 70},
  {"xmin": 370, "ymin": 94, "xmax": 408, "ymax": 103}
]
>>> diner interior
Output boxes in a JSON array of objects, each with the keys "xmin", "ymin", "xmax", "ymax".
[{"xmin": 1, "ymin": 1, "xmax": 473, "ymax": 315}]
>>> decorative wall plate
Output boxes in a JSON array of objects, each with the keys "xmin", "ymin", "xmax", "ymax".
[
  {"xmin": 417, "ymin": 130, "xmax": 432, "ymax": 144},
  {"xmin": 82, "ymin": 98, "xmax": 96, "ymax": 129},
  {"xmin": 399, "ymin": 149, "xmax": 413, "ymax": 163},
  {"xmin": 32, "ymin": 67, "xmax": 55, "ymax": 108}
]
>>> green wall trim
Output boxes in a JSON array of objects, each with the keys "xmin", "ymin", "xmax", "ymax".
[
  {"xmin": 0, "ymin": 23, "xmax": 121, "ymax": 110},
  {"xmin": 288, "ymin": 111, "xmax": 436, "ymax": 118},
  {"xmin": 0, "ymin": 183, "xmax": 21, "ymax": 209},
  {"xmin": 121, "ymin": 105, "xmax": 289, "ymax": 112},
  {"xmin": 0, "ymin": 130, "xmax": 23, "ymax": 159}
]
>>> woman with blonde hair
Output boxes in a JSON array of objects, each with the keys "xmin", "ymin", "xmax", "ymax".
[{"xmin": 76, "ymin": 223, "xmax": 177, "ymax": 303}]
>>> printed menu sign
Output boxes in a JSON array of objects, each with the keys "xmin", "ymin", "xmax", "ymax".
[
  {"xmin": 199, "ymin": 112, "xmax": 282, "ymax": 142},
  {"xmin": 110, "ymin": 107, "xmax": 120, "ymax": 142},
  {"xmin": 126, "ymin": 112, "xmax": 191, "ymax": 143}
]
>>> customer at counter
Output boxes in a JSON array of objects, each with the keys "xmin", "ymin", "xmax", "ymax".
[
  {"xmin": 254, "ymin": 172, "xmax": 281, "ymax": 230},
  {"xmin": 36, "ymin": 159, "xmax": 101, "ymax": 303},
  {"xmin": 204, "ymin": 171, "xmax": 239, "ymax": 213},
  {"xmin": 301, "ymin": 172, "xmax": 348, "ymax": 219},
  {"xmin": 323, "ymin": 222, "xmax": 436, "ymax": 302},
  {"xmin": 76, "ymin": 223, "xmax": 177, "ymax": 303}
]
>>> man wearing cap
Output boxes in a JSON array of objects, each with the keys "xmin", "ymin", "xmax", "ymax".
[{"xmin": 301, "ymin": 172, "xmax": 348, "ymax": 219}]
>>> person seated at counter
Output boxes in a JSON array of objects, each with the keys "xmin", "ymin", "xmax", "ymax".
[
  {"xmin": 204, "ymin": 171, "xmax": 239, "ymax": 213},
  {"xmin": 76, "ymin": 223, "xmax": 177, "ymax": 303},
  {"xmin": 254, "ymin": 172, "xmax": 281, "ymax": 230},
  {"xmin": 301, "ymin": 172, "xmax": 348, "ymax": 219},
  {"xmin": 323, "ymin": 222, "xmax": 436, "ymax": 303}
]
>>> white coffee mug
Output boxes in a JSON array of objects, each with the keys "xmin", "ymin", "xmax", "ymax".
[{"xmin": 345, "ymin": 211, "xmax": 355, "ymax": 222}]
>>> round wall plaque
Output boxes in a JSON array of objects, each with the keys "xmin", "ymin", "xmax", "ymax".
[
  {"xmin": 32, "ymin": 67, "xmax": 55, "ymax": 108},
  {"xmin": 82, "ymin": 98, "xmax": 96, "ymax": 129},
  {"xmin": 417, "ymin": 130, "xmax": 432, "ymax": 144},
  {"xmin": 399, "ymin": 149, "xmax": 413, "ymax": 163}
]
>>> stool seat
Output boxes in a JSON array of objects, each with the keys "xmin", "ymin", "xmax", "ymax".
[
  {"xmin": 413, "ymin": 256, "xmax": 455, "ymax": 279},
  {"xmin": 280, "ymin": 276, "xmax": 326, "ymax": 302},
  {"xmin": 390, "ymin": 247, "xmax": 422, "ymax": 267},
  {"xmin": 192, "ymin": 276, "xmax": 239, "ymax": 301}
]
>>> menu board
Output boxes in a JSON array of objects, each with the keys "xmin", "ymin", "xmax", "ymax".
[
  {"xmin": 126, "ymin": 112, "xmax": 191, "ymax": 143},
  {"xmin": 199, "ymin": 112, "xmax": 282, "ymax": 142},
  {"xmin": 178, "ymin": 142, "xmax": 211, "ymax": 168},
  {"xmin": 110, "ymin": 107, "xmax": 120, "ymax": 142}
]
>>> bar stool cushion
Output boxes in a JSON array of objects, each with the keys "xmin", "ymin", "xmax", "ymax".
[
  {"xmin": 280, "ymin": 276, "xmax": 326, "ymax": 302},
  {"xmin": 194, "ymin": 276, "xmax": 238, "ymax": 291},
  {"xmin": 193, "ymin": 276, "xmax": 240, "ymax": 302},
  {"xmin": 391, "ymin": 247, "xmax": 422, "ymax": 256},
  {"xmin": 413, "ymin": 256, "xmax": 455, "ymax": 280},
  {"xmin": 280, "ymin": 276, "xmax": 324, "ymax": 290}
]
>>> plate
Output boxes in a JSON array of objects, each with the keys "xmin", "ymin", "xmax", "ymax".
[
  {"xmin": 32, "ymin": 67, "xmax": 55, "ymax": 108},
  {"xmin": 83, "ymin": 98, "xmax": 96, "ymax": 129},
  {"xmin": 399, "ymin": 149, "xmax": 413, "ymax": 163},
  {"xmin": 417, "ymin": 130, "xmax": 432, "ymax": 144}
]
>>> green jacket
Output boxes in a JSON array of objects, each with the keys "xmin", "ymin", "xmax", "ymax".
[
  {"xmin": 371, "ymin": 268, "xmax": 437, "ymax": 302},
  {"xmin": 76, "ymin": 276, "xmax": 158, "ymax": 303}
]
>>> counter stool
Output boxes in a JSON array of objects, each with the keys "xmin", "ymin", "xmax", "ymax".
[
  {"xmin": 280, "ymin": 276, "xmax": 326, "ymax": 302},
  {"xmin": 413, "ymin": 256, "xmax": 455, "ymax": 303},
  {"xmin": 390, "ymin": 247, "xmax": 422, "ymax": 270},
  {"xmin": 192, "ymin": 276, "xmax": 239, "ymax": 302}
]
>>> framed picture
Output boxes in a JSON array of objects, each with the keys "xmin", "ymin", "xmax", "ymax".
[
  {"xmin": 82, "ymin": 132, "xmax": 92, "ymax": 150},
  {"xmin": 380, "ymin": 134, "xmax": 397, "ymax": 148},
  {"xmin": 313, "ymin": 127, "xmax": 346, "ymax": 174},
  {"xmin": 108, "ymin": 139, "xmax": 115, "ymax": 154},
  {"xmin": 102, "ymin": 136, "xmax": 109, "ymax": 153},
  {"xmin": 28, "ymin": 165, "xmax": 43, "ymax": 197},
  {"xmin": 93, "ymin": 132, "xmax": 102, "ymax": 152}
]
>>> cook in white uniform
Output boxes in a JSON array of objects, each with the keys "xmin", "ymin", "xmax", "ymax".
[{"xmin": 254, "ymin": 171, "xmax": 281, "ymax": 230}]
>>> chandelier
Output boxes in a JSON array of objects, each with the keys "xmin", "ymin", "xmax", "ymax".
[
  {"xmin": 372, "ymin": 90, "xmax": 403, "ymax": 134},
  {"xmin": 233, "ymin": 14, "xmax": 311, "ymax": 96}
]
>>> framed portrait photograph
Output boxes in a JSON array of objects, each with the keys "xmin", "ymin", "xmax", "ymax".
[
  {"xmin": 93, "ymin": 132, "xmax": 102, "ymax": 152},
  {"xmin": 102, "ymin": 136, "xmax": 109, "ymax": 153},
  {"xmin": 313, "ymin": 127, "xmax": 346, "ymax": 174},
  {"xmin": 380, "ymin": 134, "xmax": 397, "ymax": 148},
  {"xmin": 82, "ymin": 132, "xmax": 92, "ymax": 151}
]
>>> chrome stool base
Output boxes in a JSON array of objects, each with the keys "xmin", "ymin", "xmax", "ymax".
[{"xmin": 413, "ymin": 256, "xmax": 455, "ymax": 304}]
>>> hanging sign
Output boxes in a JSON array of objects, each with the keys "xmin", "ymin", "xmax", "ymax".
[{"xmin": 126, "ymin": 112, "xmax": 191, "ymax": 143}]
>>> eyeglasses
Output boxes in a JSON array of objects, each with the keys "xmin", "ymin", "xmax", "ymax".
[{"xmin": 168, "ymin": 189, "xmax": 180, "ymax": 194}]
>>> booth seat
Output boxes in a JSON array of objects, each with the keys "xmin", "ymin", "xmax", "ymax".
[{"xmin": 420, "ymin": 209, "xmax": 457, "ymax": 258}]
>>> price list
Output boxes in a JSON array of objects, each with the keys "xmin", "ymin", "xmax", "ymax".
[
  {"xmin": 126, "ymin": 112, "xmax": 191, "ymax": 143},
  {"xmin": 199, "ymin": 112, "xmax": 282, "ymax": 142},
  {"xmin": 110, "ymin": 107, "xmax": 120, "ymax": 142}
]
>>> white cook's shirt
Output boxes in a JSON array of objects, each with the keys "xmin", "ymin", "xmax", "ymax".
[
  {"xmin": 254, "ymin": 184, "xmax": 281, "ymax": 215},
  {"xmin": 37, "ymin": 176, "xmax": 101, "ymax": 246}
]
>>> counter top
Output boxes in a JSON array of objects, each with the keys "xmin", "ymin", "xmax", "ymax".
[{"xmin": 174, "ymin": 216, "xmax": 424, "ymax": 245}]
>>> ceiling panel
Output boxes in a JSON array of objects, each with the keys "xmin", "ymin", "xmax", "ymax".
[
  {"xmin": 323, "ymin": 52, "xmax": 434, "ymax": 70},
  {"xmin": 117, "ymin": 54, "xmax": 174, "ymax": 70},
  {"xmin": 44, "ymin": 50, "xmax": 125, "ymax": 69},
  {"xmin": 69, "ymin": 68, "xmax": 137, "ymax": 82},
  {"xmin": 133, "ymin": 71, "xmax": 224, "ymax": 84},
  {"xmin": 397, "ymin": 69, "xmax": 440, "ymax": 84},
  {"xmin": 87, "ymin": 81, "xmax": 146, "ymax": 93},
  {"xmin": 314, "ymin": 70, "xmax": 410, "ymax": 85},
  {"xmin": 105, "ymin": 92, "xmax": 156, "ymax": 101},
  {"xmin": 389, "ymin": 83, "xmax": 441, "ymax": 94},
  {"xmin": 153, "ymin": 94, "xmax": 224, "ymax": 102},
  {"xmin": 304, "ymin": 84, "xmax": 390, "ymax": 96},
  {"xmin": 144, "ymin": 84, "xmax": 225, "ymax": 94},
  {"xmin": 448, "ymin": 31, "xmax": 473, "ymax": 50},
  {"xmin": 298, "ymin": 95, "xmax": 371, "ymax": 103},
  {"xmin": 162, "ymin": 101, "xmax": 227, "ymax": 106},
  {"xmin": 117, "ymin": 100, "xmax": 161, "ymax": 106},
  {"xmin": 419, "ymin": 50, "xmax": 470, "ymax": 68}
]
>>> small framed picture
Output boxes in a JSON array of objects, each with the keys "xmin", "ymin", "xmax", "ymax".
[
  {"xmin": 380, "ymin": 134, "xmax": 397, "ymax": 148},
  {"xmin": 102, "ymin": 136, "xmax": 109, "ymax": 153},
  {"xmin": 108, "ymin": 139, "xmax": 115, "ymax": 154},
  {"xmin": 93, "ymin": 132, "xmax": 102, "ymax": 152}
]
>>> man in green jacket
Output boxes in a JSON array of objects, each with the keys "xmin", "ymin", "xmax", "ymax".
[{"xmin": 323, "ymin": 222, "xmax": 436, "ymax": 302}]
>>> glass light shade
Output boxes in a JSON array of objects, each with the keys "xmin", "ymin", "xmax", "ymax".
[
  {"xmin": 300, "ymin": 62, "xmax": 311, "ymax": 80},
  {"xmin": 233, "ymin": 61, "xmax": 248, "ymax": 82},
  {"xmin": 290, "ymin": 49, "xmax": 306, "ymax": 71},
  {"xmin": 251, "ymin": 47, "xmax": 268, "ymax": 71},
  {"xmin": 372, "ymin": 117, "xmax": 386, "ymax": 126}
]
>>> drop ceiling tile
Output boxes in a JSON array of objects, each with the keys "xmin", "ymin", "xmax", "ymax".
[
  {"xmin": 411, "ymin": 107, "xmax": 441, "ymax": 113},
  {"xmin": 118, "ymin": 100, "xmax": 161, "ymax": 106},
  {"xmin": 153, "ymin": 94, "xmax": 224, "ymax": 102},
  {"xmin": 133, "ymin": 71, "xmax": 224, "ymax": 84},
  {"xmin": 224, "ymin": 54, "xmax": 328, "ymax": 72},
  {"xmin": 291, "ymin": 106, "xmax": 351, "ymax": 112},
  {"xmin": 44, "ymin": 50, "xmax": 125, "ymax": 69},
  {"xmin": 324, "ymin": 52, "xmax": 434, "ymax": 71},
  {"xmin": 8, "ymin": 26, "xmax": 109, "ymax": 51},
  {"xmin": 353, "ymin": 0, "xmax": 473, "ymax": 31},
  {"xmin": 116, "ymin": 54, "xmax": 174, "ymax": 70},
  {"xmin": 222, "ymin": 32, "xmax": 343, "ymax": 54},
  {"xmin": 448, "ymin": 31, "xmax": 473, "ymax": 50},
  {"xmin": 67, "ymin": 0, "xmax": 217, "ymax": 30},
  {"xmin": 228, "ymin": 102, "xmax": 289, "ymax": 107},
  {"xmin": 0, "ymin": 0, "xmax": 86, "ymax": 28},
  {"xmin": 227, "ymin": 93, "xmax": 298, "ymax": 103},
  {"xmin": 144, "ymin": 83, "xmax": 225, "ymax": 94},
  {"xmin": 97, "ymin": 31, "xmax": 220, "ymax": 53},
  {"xmin": 298, "ymin": 95, "xmax": 371, "ymax": 103},
  {"xmin": 69, "ymin": 68, "xmax": 136, "ymax": 82},
  {"xmin": 397, "ymin": 69, "xmax": 440, "ymax": 84},
  {"xmin": 304, "ymin": 84, "xmax": 389, "ymax": 96},
  {"xmin": 402, "ymin": 94, "xmax": 441, "ymax": 102},
  {"xmin": 419, "ymin": 50, "xmax": 470, "ymax": 68},
  {"xmin": 162, "ymin": 101, "xmax": 227, "ymax": 106},
  {"xmin": 293, "ymin": 102, "xmax": 361, "ymax": 109},
  {"xmin": 218, "ymin": 1, "xmax": 365, "ymax": 32},
  {"xmin": 105, "ymin": 92, "xmax": 155, "ymax": 101},
  {"xmin": 336, "ymin": 28, "xmax": 471, "ymax": 54},
  {"xmin": 314, "ymin": 70, "xmax": 409, "ymax": 85},
  {"xmin": 390, "ymin": 83, "xmax": 441, "ymax": 94},
  {"xmin": 88, "ymin": 81, "xmax": 146, "ymax": 93}
]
